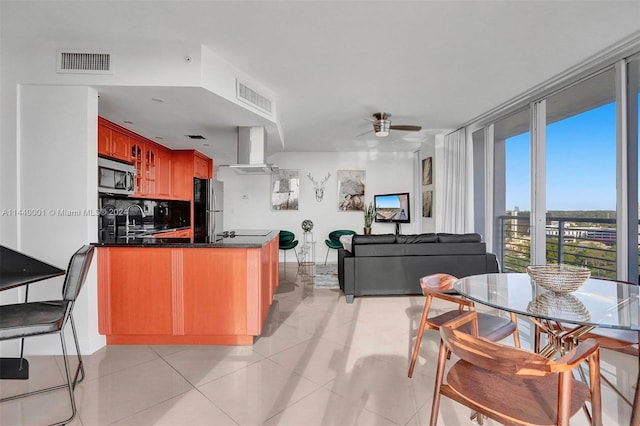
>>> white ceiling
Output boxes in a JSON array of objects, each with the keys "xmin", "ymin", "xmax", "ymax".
[{"xmin": 3, "ymin": 1, "xmax": 640, "ymax": 165}]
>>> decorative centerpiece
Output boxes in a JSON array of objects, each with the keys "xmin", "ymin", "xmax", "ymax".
[
  {"xmin": 527, "ymin": 264, "xmax": 591, "ymax": 294},
  {"xmin": 526, "ymin": 292, "xmax": 590, "ymax": 322},
  {"xmin": 301, "ymin": 219, "xmax": 314, "ymax": 232},
  {"xmin": 364, "ymin": 202, "xmax": 375, "ymax": 235}
]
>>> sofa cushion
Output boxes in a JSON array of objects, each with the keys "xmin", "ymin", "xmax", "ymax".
[
  {"xmin": 352, "ymin": 234, "xmax": 396, "ymax": 244},
  {"xmin": 396, "ymin": 233, "xmax": 437, "ymax": 244},
  {"xmin": 437, "ymin": 233, "xmax": 482, "ymax": 243}
]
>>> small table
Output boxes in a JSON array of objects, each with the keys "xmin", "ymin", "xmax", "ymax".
[
  {"xmin": 300, "ymin": 231, "xmax": 316, "ymax": 265},
  {"xmin": 453, "ymin": 273, "xmax": 640, "ymax": 426},
  {"xmin": 0, "ymin": 246, "xmax": 65, "ymax": 379}
]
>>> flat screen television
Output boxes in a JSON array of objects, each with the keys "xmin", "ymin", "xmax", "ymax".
[{"xmin": 374, "ymin": 192, "xmax": 411, "ymax": 224}]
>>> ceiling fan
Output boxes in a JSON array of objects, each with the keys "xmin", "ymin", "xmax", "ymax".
[{"xmin": 362, "ymin": 112, "xmax": 422, "ymax": 137}]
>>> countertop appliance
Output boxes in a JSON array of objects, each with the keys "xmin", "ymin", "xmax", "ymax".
[
  {"xmin": 98, "ymin": 157, "xmax": 135, "ymax": 195},
  {"xmin": 194, "ymin": 178, "xmax": 224, "ymax": 241}
]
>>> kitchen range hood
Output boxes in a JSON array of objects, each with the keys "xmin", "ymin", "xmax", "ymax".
[{"xmin": 229, "ymin": 127, "xmax": 278, "ymax": 174}]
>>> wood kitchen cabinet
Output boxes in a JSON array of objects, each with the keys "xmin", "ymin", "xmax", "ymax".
[
  {"xmin": 144, "ymin": 144, "xmax": 157, "ymax": 196},
  {"xmin": 130, "ymin": 140, "xmax": 173, "ymax": 199},
  {"xmin": 96, "ymin": 236, "xmax": 279, "ymax": 345},
  {"xmin": 172, "ymin": 150, "xmax": 213, "ymax": 200},
  {"xmin": 98, "ymin": 122, "xmax": 131, "ymax": 163},
  {"xmin": 98, "ymin": 248, "xmax": 174, "ymax": 337},
  {"xmin": 98, "ymin": 117, "xmax": 212, "ymax": 201},
  {"xmin": 156, "ymin": 147, "xmax": 172, "ymax": 199},
  {"xmin": 181, "ymin": 249, "xmax": 248, "ymax": 336},
  {"xmin": 194, "ymin": 154, "xmax": 211, "ymax": 179},
  {"xmin": 130, "ymin": 142, "xmax": 144, "ymax": 195}
]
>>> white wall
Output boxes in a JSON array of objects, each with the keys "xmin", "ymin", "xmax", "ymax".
[
  {"xmin": 0, "ymin": 85, "xmax": 102, "ymax": 356},
  {"xmin": 218, "ymin": 151, "xmax": 418, "ymax": 264}
]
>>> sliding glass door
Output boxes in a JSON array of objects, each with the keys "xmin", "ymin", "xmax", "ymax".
[
  {"xmin": 544, "ymin": 68, "xmax": 617, "ymax": 278},
  {"xmin": 493, "ymin": 108, "xmax": 530, "ymax": 272}
]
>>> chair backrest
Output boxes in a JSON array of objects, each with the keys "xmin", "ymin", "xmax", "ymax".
[
  {"xmin": 419, "ymin": 273, "xmax": 458, "ymax": 294},
  {"xmin": 329, "ymin": 229, "xmax": 356, "ymax": 242},
  {"xmin": 62, "ymin": 245, "xmax": 95, "ymax": 302},
  {"xmin": 441, "ymin": 311, "xmax": 558, "ymax": 378},
  {"xmin": 279, "ymin": 230, "xmax": 296, "ymax": 244}
]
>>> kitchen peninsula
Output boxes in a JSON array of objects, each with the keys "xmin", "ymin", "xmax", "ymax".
[{"xmin": 94, "ymin": 230, "xmax": 278, "ymax": 345}]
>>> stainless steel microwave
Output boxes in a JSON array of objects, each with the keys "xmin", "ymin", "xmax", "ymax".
[{"xmin": 98, "ymin": 157, "xmax": 135, "ymax": 195}]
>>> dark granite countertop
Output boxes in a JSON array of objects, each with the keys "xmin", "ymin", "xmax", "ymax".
[{"xmin": 92, "ymin": 229, "xmax": 278, "ymax": 248}]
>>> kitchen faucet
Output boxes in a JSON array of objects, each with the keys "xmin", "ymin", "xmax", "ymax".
[{"xmin": 125, "ymin": 204, "xmax": 146, "ymax": 236}]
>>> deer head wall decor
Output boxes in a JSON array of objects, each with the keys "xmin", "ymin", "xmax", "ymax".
[{"xmin": 307, "ymin": 172, "xmax": 331, "ymax": 202}]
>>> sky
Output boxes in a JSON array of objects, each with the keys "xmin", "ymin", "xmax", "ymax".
[
  {"xmin": 505, "ymin": 101, "xmax": 619, "ymax": 211},
  {"xmin": 375, "ymin": 193, "xmax": 404, "ymax": 208}
]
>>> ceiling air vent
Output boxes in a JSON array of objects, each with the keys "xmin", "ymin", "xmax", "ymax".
[
  {"xmin": 236, "ymin": 80, "xmax": 272, "ymax": 115},
  {"xmin": 57, "ymin": 50, "xmax": 112, "ymax": 74}
]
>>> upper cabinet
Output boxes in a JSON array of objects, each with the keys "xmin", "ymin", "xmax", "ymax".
[
  {"xmin": 98, "ymin": 123, "xmax": 131, "ymax": 163},
  {"xmin": 172, "ymin": 150, "xmax": 213, "ymax": 200},
  {"xmin": 98, "ymin": 117, "xmax": 210, "ymax": 201},
  {"xmin": 194, "ymin": 154, "xmax": 211, "ymax": 179},
  {"xmin": 156, "ymin": 147, "xmax": 172, "ymax": 199},
  {"xmin": 144, "ymin": 144, "xmax": 157, "ymax": 196}
]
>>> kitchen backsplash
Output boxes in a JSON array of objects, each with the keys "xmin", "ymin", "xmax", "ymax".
[{"xmin": 98, "ymin": 195, "xmax": 190, "ymax": 242}]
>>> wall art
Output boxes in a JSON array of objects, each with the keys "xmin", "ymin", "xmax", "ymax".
[
  {"xmin": 423, "ymin": 190, "xmax": 432, "ymax": 218},
  {"xmin": 422, "ymin": 157, "xmax": 432, "ymax": 186},
  {"xmin": 337, "ymin": 170, "xmax": 365, "ymax": 211},
  {"xmin": 271, "ymin": 169, "xmax": 299, "ymax": 210}
]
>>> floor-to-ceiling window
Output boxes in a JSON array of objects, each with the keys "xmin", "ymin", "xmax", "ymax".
[
  {"xmin": 493, "ymin": 108, "xmax": 530, "ymax": 271},
  {"xmin": 544, "ymin": 68, "xmax": 617, "ymax": 278},
  {"xmin": 486, "ymin": 52, "xmax": 640, "ymax": 280},
  {"xmin": 629, "ymin": 55, "xmax": 640, "ymax": 282}
]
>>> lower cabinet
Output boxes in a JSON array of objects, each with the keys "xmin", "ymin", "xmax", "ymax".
[
  {"xmin": 97, "ymin": 238, "xmax": 278, "ymax": 345},
  {"xmin": 181, "ymin": 249, "xmax": 248, "ymax": 336},
  {"xmin": 103, "ymin": 248, "xmax": 174, "ymax": 336}
]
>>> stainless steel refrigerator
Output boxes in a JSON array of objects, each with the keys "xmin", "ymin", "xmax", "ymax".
[{"xmin": 193, "ymin": 178, "xmax": 224, "ymax": 241}]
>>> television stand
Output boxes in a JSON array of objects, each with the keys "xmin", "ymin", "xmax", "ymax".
[{"xmin": 395, "ymin": 223, "xmax": 401, "ymax": 235}]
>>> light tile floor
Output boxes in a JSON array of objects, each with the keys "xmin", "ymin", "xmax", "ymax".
[{"xmin": 1, "ymin": 264, "xmax": 637, "ymax": 425}]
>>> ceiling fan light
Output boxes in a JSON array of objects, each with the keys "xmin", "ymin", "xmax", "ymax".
[{"xmin": 374, "ymin": 120, "xmax": 390, "ymax": 137}]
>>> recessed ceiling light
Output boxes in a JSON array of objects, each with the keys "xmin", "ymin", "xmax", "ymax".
[
  {"xmin": 151, "ymin": 98, "xmax": 165, "ymax": 103},
  {"xmin": 154, "ymin": 136, "xmax": 164, "ymax": 140},
  {"xmin": 203, "ymin": 143, "xmax": 210, "ymax": 146},
  {"xmin": 123, "ymin": 120, "xmax": 133, "ymax": 124}
]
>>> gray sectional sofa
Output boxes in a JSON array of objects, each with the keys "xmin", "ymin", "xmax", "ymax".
[{"xmin": 338, "ymin": 233, "xmax": 498, "ymax": 303}]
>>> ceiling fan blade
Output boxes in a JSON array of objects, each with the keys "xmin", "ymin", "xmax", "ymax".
[
  {"xmin": 389, "ymin": 125, "xmax": 422, "ymax": 132},
  {"xmin": 356, "ymin": 129, "xmax": 374, "ymax": 138}
]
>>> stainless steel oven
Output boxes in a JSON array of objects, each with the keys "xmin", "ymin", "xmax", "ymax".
[{"xmin": 98, "ymin": 157, "xmax": 135, "ymax": 195}]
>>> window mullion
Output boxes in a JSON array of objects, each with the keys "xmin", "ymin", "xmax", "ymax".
[{"xmin": 530, "ymin": 100, "xmax": 547, "ymax": 265}]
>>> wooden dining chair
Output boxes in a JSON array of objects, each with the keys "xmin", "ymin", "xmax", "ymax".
[
  {"xmin": 431, "ymin": 311, "xmax": 602, "ymax": 426},
  {"xmin": 407, "ymin": 273, "xmax": 520, "ymax": 378}
]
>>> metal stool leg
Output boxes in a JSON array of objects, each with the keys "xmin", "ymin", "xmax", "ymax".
[
  {"xmin": 55, "ymin": 329, "xmax": 77, "ymax": 426},
  {"xmin": 69, "ymin": 315, "xmax": 85, "ymax": 387}
]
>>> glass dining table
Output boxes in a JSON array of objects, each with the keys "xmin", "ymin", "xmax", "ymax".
[{"xmin": 453, "ymin": 273, "xmax": 640, "ymax": 426}]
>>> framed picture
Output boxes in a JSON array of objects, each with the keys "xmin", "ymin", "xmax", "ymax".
[
  {"xmin": 271, "ymin": 169, "xmax": 299, "ymax": 210},
  {"xmin": 337, "ymin": 170, "xmax": 365, "ymax": 211},
  {"xmin": 422, "ymin": 157, "xmax": 432, "ymax": 186},
  {"xmin": 422, "ymin": 190, "xmax": 432, "ymax": 218}
]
